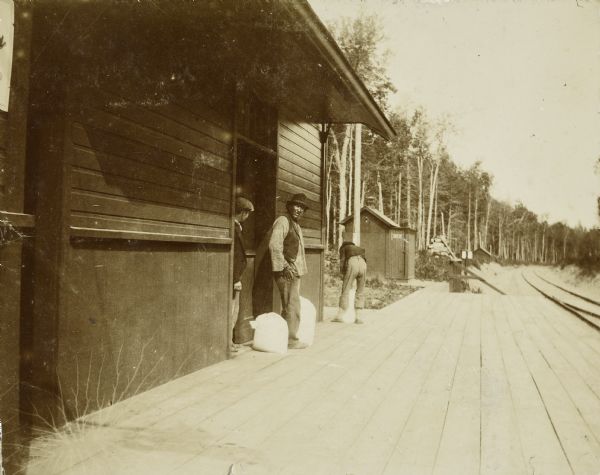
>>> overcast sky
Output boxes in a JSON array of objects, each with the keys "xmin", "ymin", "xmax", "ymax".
[{"xmin": 309, "ymin": 0, "xmax": 600, "ymax": 228}]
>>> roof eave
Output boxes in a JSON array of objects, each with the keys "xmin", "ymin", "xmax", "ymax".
[{"xmin": 286, "ymin": 0, "xmax": 396, "ymax": 140}]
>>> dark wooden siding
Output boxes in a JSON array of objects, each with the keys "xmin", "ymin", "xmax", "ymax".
[
  {"xmin": 59, "ymin": 240, "xmax": 229, "ymax": 414},
  {"xmin": 302, "ymin": 249, "xmax": 323, "ymax": 311},
  {"xmin": 277, "ymin": 117, "xmax": 322, "ymax": 244},
  {"xmin": 68, "ymin": 89, "xmax": 232, "ymax": 240},
  {"xmin": 49, "ymin": 88, "xmax": 235, "ymax": 416}
]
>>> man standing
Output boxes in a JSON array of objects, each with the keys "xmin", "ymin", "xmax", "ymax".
[
  {"xmin": 336, "ymin": 241, "xmax": 367, "ymax": 324},
  {"xmin": 269, "ymin": 193, "xmax": 309, "ymax": 349},
  {"xmin": 231, "ymin": 194, "xmax": 254, "ymax": 352}
]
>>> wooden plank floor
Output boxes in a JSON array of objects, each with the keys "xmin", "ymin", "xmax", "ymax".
[{"xmin": 23, "ymin": 289, "xmax": 600, "ymax": 475}]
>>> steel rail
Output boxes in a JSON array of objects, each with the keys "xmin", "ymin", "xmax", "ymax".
[{"xmin": 521, "ymin": 271, "xmax": 600, "ymax": 332}]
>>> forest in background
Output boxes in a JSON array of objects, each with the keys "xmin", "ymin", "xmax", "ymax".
[{"xmin": 324, "ymin": 14, "xmax": 600, "ymax": 270}]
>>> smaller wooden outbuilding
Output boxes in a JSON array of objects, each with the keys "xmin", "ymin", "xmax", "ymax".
[
  {"xmin": 473, "ymin": 247, "xmax": 495, "ymax": 264},
  {"xmin": 341, "ymin": 207, "xmax": 415, "ymax": 281}
]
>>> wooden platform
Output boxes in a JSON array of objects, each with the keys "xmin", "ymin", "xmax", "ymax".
[{"xmin": 22, "ymin": 288, "xmax": 600, "ymax": 475}]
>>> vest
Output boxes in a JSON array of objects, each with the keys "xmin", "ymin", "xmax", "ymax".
[{"xmin": 283, "ymin": 215, "xmax": 300, "ymax": 263}]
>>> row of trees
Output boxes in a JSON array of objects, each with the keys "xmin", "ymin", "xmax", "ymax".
[{"xmin": 324, "ymin": 14, "xmax": 599, "ymax": 267}]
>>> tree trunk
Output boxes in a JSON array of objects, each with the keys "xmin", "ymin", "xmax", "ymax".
[
  {"xmin": 377, "ymin": 171, "xmax": 384, "ymax": 213},
  {"xmin": 467, "ymin": 190, "xmax": 472, "ymax": 250},
  {"xmin": 397, "ymin": 171, "xmax": 402, "ymax": 224},
  {"xmin": 448, "ymin": 206, "xmax": 452, "ymax": 248},
  {"xmin": 425, "ymin": 160, "xmax": 440, "ymax": 246},
  {"xmin": 483, "ymin": 199, "xmax": 491, "ymax": 249},
  {"xmin": 433, "ymin": 180, "xmax": 438, "ymax": 239},
  {"xmin": 335, "ymin": 125, "xmax": 352, "ymax": 245},
  {"xmin": 417, "ymin": 156, "xmax": 424, "ymax": 250},
  {"xmin": 473, "ymin": 194, "xmax": 479, "ymax": 249},
  {"xmin": 406, "ymin": 160, "xmax": 411, "ymax": 228},
  {"xmin": 347, "ymin": 126, "xmax": 353, "ymax": 217},
  {"xmin": 353, "ymin": 124, "xmax": 362, "ymax": 245},
  {"xmin": 361, "ymin": 180, "xmax": 365, "ymax": 207},
  {"xmin": 440, "ymin": 210, "xmax": 445, "ymax": 238}
]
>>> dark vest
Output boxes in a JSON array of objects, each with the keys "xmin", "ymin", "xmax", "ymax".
[{"xmin": 283, "ymin": 215, "xmax": 300, "ymax": 263}]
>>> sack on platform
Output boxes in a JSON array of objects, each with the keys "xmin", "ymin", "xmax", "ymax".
[
  {"xmin": 336, "ymin": 287, "xmax": 356, "ymax": 323},
  {"xmin": 297, "ymin": 296, "xmax": 316, "ymax": 346},
  {"xmin": 250, "ymin": 313, "xmax": 288, "ymax": 354}
]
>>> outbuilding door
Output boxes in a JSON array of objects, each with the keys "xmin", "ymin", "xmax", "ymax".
[{"xmin": 387, "ymin": 230, "xmax": 406, "ymax": 279}]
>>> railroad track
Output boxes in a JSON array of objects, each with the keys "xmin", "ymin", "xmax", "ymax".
[{"xmin": 521, "ymin": 270, "xmax": 600, "ymax": 331}]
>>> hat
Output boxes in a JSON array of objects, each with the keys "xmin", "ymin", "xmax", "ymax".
[
  {"xmin": 286, "ymin": 193, "xmax": 309, "ymax": 210},
  {"xmin": 235, "ymin": 195, "xmax": 254, "ymax": 212}
]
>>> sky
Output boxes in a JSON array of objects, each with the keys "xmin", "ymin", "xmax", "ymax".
[{"xmin": 309, "ymin": 0, "xmax": 600, "ymax": 228}]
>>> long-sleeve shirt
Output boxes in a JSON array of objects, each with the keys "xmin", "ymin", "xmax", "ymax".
[{"xmin": 268, "ymin": 215, "xmax": 307, "ymax": 276}]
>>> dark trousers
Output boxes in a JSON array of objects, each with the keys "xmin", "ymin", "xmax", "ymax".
[
  {"xmin": 339, "ymin": 255, "xmax": 367, "ymax": 310},
  {"xmin": 231, "ymin": 289, "xmax": 240, "ymax": 343},
  {"xmin": 274, "ymin": 274, "xmax": 301, "ymax": 342}
]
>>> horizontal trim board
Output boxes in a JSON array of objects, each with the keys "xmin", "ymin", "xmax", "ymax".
[
  {"xmin": 70, "ymin": 226, "xmax": 232, "ymax": 245},
  {"xmin": 71, "ymin": 213, "xmax": 229, "ymax": 239},
  {"xmin": 0, "ymin": 211, "xmax": 35, "ymax": 228}
]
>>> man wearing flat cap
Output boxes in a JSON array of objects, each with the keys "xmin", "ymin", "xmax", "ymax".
[
  {"xmin": 231, "ymin": 193, "xmax": 254, "ymax": 352},
  {"xmin": 268, "ymin": 193, "xmax": 309, "ymax": 349}
]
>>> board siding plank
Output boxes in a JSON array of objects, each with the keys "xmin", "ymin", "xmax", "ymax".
[
  {"xmin": 74, "ymin": 89, "xmax": 233, "ymax": 153},
  {"xmin": 279, "ymin": 121, "xmax": 321, "ymax": 154},
  {"xmin": 71, "ymin": 190, "xmax": 229, "ymax": 229},
  {"xmin": 74, "ymin": 108, "xmax": 231, "ymax": 172},
  {"xmin": 278, "ymin": 158, "xmax": 320, "ymax": 186},
  {"xmin": 278, "ymin": 148, "xmax": 321, "ymax": 177},
  {"xmin": 277, "ymin": 168, "xmax": 320, "ymax": 194},
  {"xmin": 279, "ymin": 117, "xmax": 321, "ymax": 142},
  {"xmin": 90, "ymin": 88, "xmax": 233, "ymax": 145},
  {"xmin": 71, "ymin": 168, "xmax": 229, "ymax": 216},
  {"xmin": 71, "ymin": 124, "xmax": 231, "ymax": 186},
  {"xmin": 72, "ymin": 146, "xmax": 229, "ymax": 201},
  {"xmin": 278, "ymin": 134, "xmax": 320, "ymax": 168}
]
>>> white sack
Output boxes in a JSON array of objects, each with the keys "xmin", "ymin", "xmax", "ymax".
[
  {"xmin": 297, "ymin": 296, "xmax": 316, "ymax": 346},
  {"xmin": 336, "ymin": 286, "xmax": 356, "ymax": 323},
  {"xmin": 250, "ymin": 313, "xmax": 288, "ymax": 354}
]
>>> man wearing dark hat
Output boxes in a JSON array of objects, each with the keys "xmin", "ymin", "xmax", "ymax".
[
  {"xmin": 268, "ymin": 193, "xmax": 309, "ymax": 349},
  {"xmin": 231, "ymin": 194, "xmax": 254, "ymax": 352}
]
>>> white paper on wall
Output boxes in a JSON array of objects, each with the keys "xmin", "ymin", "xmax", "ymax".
[{"xmin": 0, "ymin": 0, "xmax": 14, "ymax": 112}]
